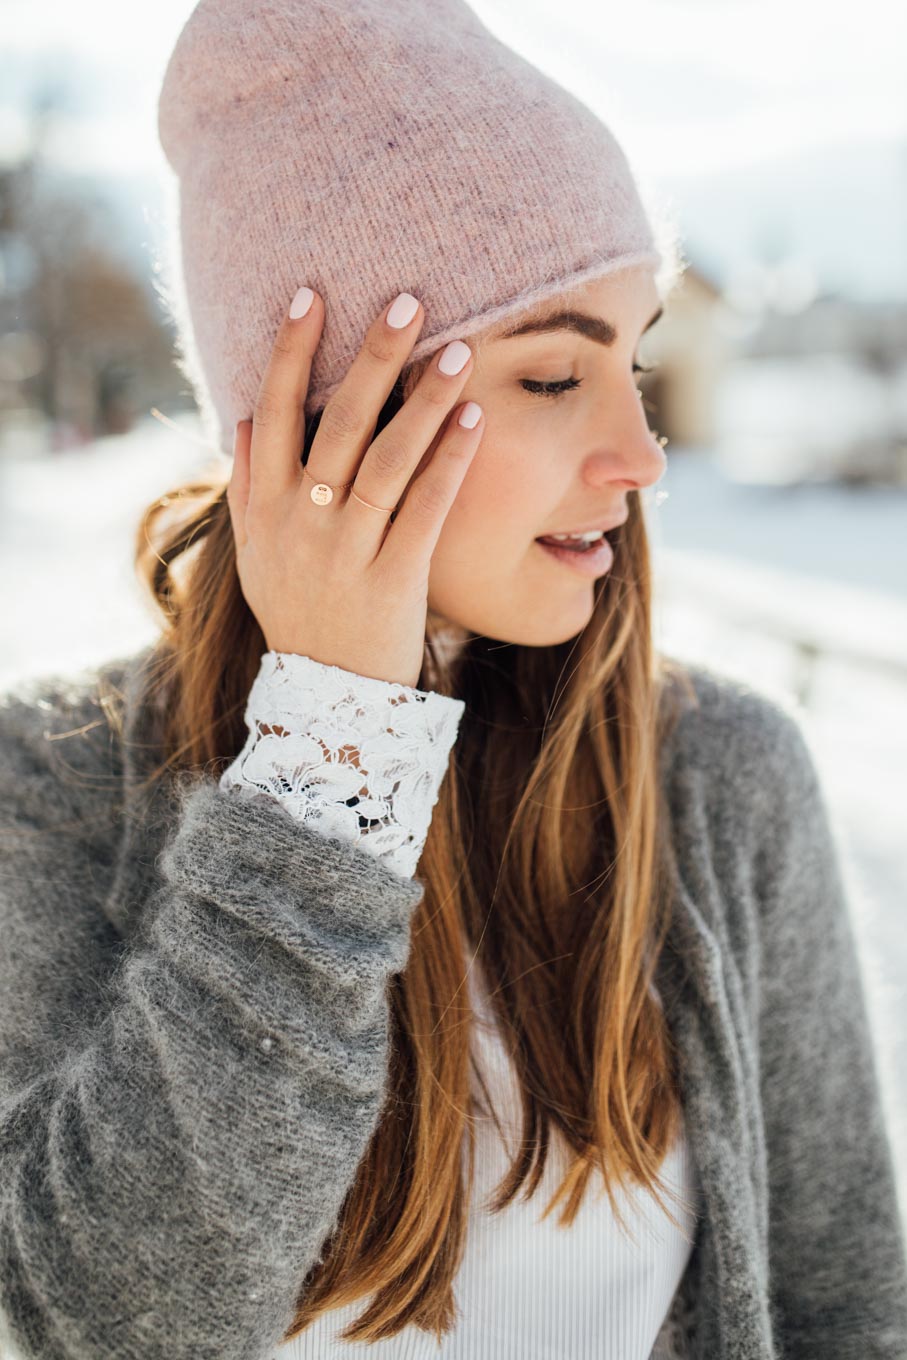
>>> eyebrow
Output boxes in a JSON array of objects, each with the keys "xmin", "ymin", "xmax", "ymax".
[{"xmin": 495, "ymin": 304, "xmax": 663, "ymax": 347}]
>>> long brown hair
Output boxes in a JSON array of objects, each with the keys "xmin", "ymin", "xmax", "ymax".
[{"xmin": 124, "ymin": 353, "xmax": 698, "ymax": 1345}]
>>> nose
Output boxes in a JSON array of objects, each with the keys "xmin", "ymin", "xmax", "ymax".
[{"xmin": 580, "ymin": 385, "xmax": 667, "ymax": 492}]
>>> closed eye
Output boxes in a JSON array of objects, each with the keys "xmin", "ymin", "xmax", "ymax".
[
  {"xmin": 521, "ymin": 363, "xmax": 658, "ymax": 400},
  {"xmin": 520, "ymin": 376, "xmax": 582, "ymax": 399}
]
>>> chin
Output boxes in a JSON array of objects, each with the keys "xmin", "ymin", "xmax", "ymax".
[
  {"xmin": 437, "ymin": 610, "xmax": 592, "ymax": 651},
  {"xmin": 429, "ymin": 564, "xmax": 597, "ymax": 651}
]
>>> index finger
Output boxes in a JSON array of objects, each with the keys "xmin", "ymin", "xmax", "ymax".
[{"xmin": 249, "ymin": 286, "xmax": 323, "ymax": 503}]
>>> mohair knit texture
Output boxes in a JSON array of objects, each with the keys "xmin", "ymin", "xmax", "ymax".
[
  {"xmin": 154, "ymin": 0, "xmax": 679, "ymax": 460},
  {"xmin": 0, "ymin": 644, "xmax": 905, "ymax": 1358}
]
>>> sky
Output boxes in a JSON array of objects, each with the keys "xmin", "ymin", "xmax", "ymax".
[
  {"xmin": 1, "ymin": 0, "xmax": 906, "ymax": 298},
  {"xmin": 2, "ymin": 0, "xmax": 904, "ymax": 170}
]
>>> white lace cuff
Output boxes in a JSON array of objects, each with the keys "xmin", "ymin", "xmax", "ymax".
[{"xmin": 218, "ymin": 651, "xmax": 465, "ymax": 879}]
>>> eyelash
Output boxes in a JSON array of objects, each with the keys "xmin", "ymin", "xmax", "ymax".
[{"xmin": 520, "ymin": 363, "xmax": 658, "ymax": 400}]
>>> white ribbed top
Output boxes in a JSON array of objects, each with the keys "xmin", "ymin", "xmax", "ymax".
[{"xmin": 271, "ymin": 955, "xmax": 700, "ymax": 1358}]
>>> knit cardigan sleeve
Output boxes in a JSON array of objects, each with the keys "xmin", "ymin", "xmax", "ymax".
[
  {"xmin": 0, "ymin": 658, "xmax": 430, "ymax": 1360},
  {"xmin": 753, "ymin": 706, "xmax": 907, "ymax": 1356}
]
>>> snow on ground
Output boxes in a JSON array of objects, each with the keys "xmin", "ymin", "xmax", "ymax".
[{"xmin": 1, "ymin": 416, "xmax": 905, "ymax": 1212}]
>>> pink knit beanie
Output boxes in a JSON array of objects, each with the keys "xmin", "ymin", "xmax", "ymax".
[{"xmin": 156, "ymin": 0, "xmax": 680, "ymax": 461}]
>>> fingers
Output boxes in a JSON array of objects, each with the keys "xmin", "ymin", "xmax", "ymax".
[
  {"xmin": 379, "ymin": 398, "xmax": 484, "ymax": 572},
  {"xmin": 245, "ymin": 287, "xmax": 481, "ymax": 576},
  {"xmin": 250, "ymin": 286, "xmax": 324, "ymax": 502},
  {"xmin": 345, "ymin": 335, "xmax": 474, "ymax": 536},
  {"xmin": 308, "ymin": 292, "xmax": 426, "ymax": 489}
]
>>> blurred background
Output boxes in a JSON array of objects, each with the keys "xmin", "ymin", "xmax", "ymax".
[{"xmin": 1, "ymin": 0, "xmax": 905, "ymax": 1205}]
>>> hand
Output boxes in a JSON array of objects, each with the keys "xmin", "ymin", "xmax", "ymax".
[{"xmin": 227, "ymin": 290, "xmax": 484, "ymax": 688}]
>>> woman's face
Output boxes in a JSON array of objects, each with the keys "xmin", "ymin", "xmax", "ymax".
[{"xmin": 400, "ymin": 263, "xmax": 668, "ymax": 651}]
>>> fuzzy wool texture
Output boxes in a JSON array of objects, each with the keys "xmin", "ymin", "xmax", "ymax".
[
  {"xmin": 0, "ymin": 642, "xmax": 906, "ymax": 1359},
  {"xmin": 154, "ymin": 0, "xmax": 681, "ymax": 460}
]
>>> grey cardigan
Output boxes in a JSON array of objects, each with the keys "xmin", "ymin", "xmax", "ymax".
[{"xmin": 0, "ymin": 643, "xmax": 905, "ymax": 1360}]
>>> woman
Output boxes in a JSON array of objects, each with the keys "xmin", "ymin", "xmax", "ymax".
[{"xmin": 1, "ymin": 0, "xmax": 904, "ymax": 1356}]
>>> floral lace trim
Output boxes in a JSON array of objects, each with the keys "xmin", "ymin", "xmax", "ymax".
[{"xmin": 218, "ymin": 651, "xmax": 465, "ymax": 879}]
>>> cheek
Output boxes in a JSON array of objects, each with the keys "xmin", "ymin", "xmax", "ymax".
[{"xmin": 440, "ymin": 437, "xmax": 550, "ymax": 547}]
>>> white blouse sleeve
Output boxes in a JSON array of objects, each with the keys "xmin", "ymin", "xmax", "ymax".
[{"xmin": 218, "ymin": 650, "xmax": 465, "ymax": 880}]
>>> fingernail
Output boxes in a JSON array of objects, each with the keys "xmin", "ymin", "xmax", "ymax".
[
  {"xmin": 439, "ymin": 340, "xmax": 471, "ymax": 376},
  {"xmin": 289, "ymin": 286, "xmax": 314, "ymax": 319},
  {"xmin": 458, "ymin": 401, "xmax": 482, "ymax": 429},
  {"xmin": 386, "ymin": 292, "xmax": 420, "ymax": 329}
]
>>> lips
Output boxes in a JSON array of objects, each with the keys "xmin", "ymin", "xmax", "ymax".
[
  {"xmin": 536, "ymin": 534, "xmax": 602, "ymax": 551},
  {"xmin": 535, "ymin": 534, "xmax": 616, "ymax": 576},
  {"xmin": 535, "ymin": 513, "xmax": 629, "ymax": 540}
]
